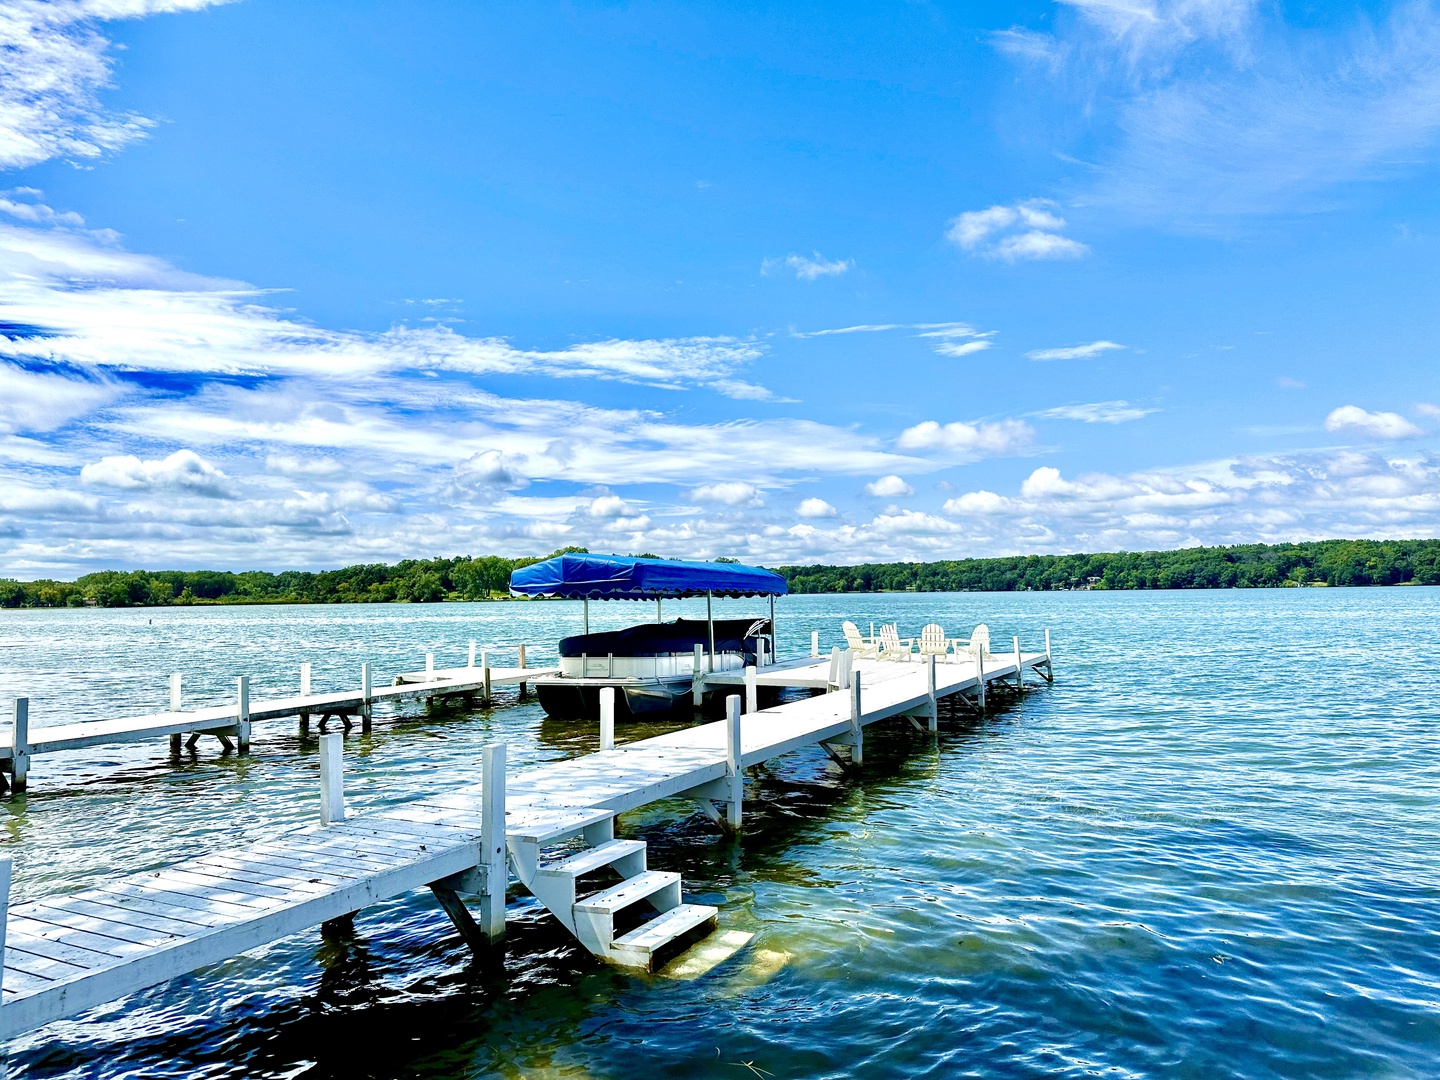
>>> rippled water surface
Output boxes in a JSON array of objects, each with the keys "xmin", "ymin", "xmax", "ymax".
[{"xmin": 1, "ymin": 588, "xmax": 1438, "ymax": 1079}]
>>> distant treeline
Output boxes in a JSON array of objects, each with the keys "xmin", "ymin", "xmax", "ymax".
[
  {"xmin": 1, "ymin": 539, "xmax": 1436, "ymax": 609},
  {"xmin": 774, "ymin": 539, "xmax": 1440, "ymax": 593},
  {"xmin": 0, "ymin": 550, "xmax": 587, "ymax": 609}
]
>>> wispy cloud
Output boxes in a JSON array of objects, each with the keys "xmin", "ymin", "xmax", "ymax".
[
  {"xmin": 945, "ymin": 200, "xmax": 1090, "ymax": 261},
  {"xmin": 761, "ymin": 252, "xmax": 854, "ymax": 280},
  {"xmin": 1036, "ymin": 400, "xmax": 1157, "ymax": 423},
  {"xmin": 0, "ymin": 1, "xmax": 234, "ymax": 170},
  {"xmin": 1026, "ymin": 340, "xmax": 1125, "ymax": 361}
]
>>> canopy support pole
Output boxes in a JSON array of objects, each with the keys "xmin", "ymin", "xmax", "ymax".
[
  {"xmin": 583, "ymin": 597, "xmax": 589, "ymax": 635},
  {"xmin": 707, "ymin": 590, "xmax": 715, "ymax": 673},
  {"xmin": 657, "ymin": 597, "xmax": 662, "ymax": 624},
  {"xmin": 769, "ymin": 594, "xmax": 776, "ymax": 661}
]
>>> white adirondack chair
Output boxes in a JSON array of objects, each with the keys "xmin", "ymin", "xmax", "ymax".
[
  {"xmin": 964, "ymin": 624, "xmax": 992, "ymax": 659},
  {"xmin": 878, "ymin": 623, "xmax": 913, "ymax": 662},
  {"xmin": 842, "ymin": 621, "xmax": 879, "ymax": 659},
  {"xmin": 918, "ymin": 623, "xmax": 952, "ymax": 662}
]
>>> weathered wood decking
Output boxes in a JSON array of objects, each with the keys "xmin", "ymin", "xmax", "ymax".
[{"xmin": 0, "ymin": 647, "xmax": 1051, "ymax": 1042}]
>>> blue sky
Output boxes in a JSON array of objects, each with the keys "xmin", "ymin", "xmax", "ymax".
[{"xmin": 2, "ymin": 0, "xmax": 1440, "ymax": 576}]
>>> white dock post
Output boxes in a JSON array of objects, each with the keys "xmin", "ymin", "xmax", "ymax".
[
  {"xmin": 849, "ymin": 672, "xmax": 864, "ymax": 766},
  {"xmin": 692, "ymin": 644, "xmax": 705, "ymax": 707},
  {"xmin": 361, "ymin": 661, "xmax": 372, "ymax": 732},
  {"xmin": 842, "ymin": 648, "xmax": 854, "ymax": 690},
  {"xmin": 517, "ymin": 642, "xmax": 528, "ymax": 697},
  {"xmin": 479, "ymin": 742, "xmax": 507, "ymax": 942},
  {"xmin": 426, "ymin": 652, "xmax": 435, "ymax": 680},
  {"xmin": 319, "ymin": 732, "xmax": 344, "ymax": 824},
  {"xmin": 10, "ymin": 698, "xmax": 29, "ymax": 795},
  {"xmin": 756, "ymin": 638, "xmax": 767, "ymax": 668},
  {"xmin": 1043, "ymin": 628, "xmax": 1054, "ymax": 682},
  {"xmin": 169, "ymin": 674, "xmax": 183, "ymax": 753},
  {"xmin": 1014, "ymin": 636, "xmax": 1023, "ymax": 693},
  {"xmin": 236, "ymin": 677, "xmax": 251, "ymax": 753},
  {"xmin": 745, "ymin": 665, "xmax": 758, "ymax": 714},
  {"xmin": 599, "ymin": 687, "xmax": 615, "ymax": 751},
  {"xmin": 300, "ymin": 663, "xmax": 311, "ymax": 698},
  {"xmin": 927, "ymin": 652, "xmax": 938, "ymax": 732},
  {"xmin": 481, "ymin": 650, "xmax": 492, "ymax": 705},
  {"xmin": 977, "ymin": 649, "xmax": 986, "ymax": 712},
  {"xmin": 725, "ymin": 694, "xmax": 743, "ymax": 831},
  {"xmin": 827, "ymin": 646, "xmax": 842, "ymax": 691},
  {"xmin": 468, "ymin": 640, "xmax": 477, "ymax": 669},
  {"xmin": 0, "ymin": 854, "xmax": 10, "ymax": 994},
  {"xmin": 811, "ymin": 630, "xmax": 820, "ymax": 658}
]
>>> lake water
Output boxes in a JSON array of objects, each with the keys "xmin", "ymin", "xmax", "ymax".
[{"xmin": 1, "ymin": 588, "xmax": 1438, "ymax": 1079}]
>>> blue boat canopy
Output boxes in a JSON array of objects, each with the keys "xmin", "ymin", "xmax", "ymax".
[{"xmin": 509, "ymin": 553, "xmax": 788, "ymax": 600}]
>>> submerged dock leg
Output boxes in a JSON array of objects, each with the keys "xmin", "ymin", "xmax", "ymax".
[
  {"xmin": 482, "ymin": 651, "xmax": 492, "ymax": 706},
  {"xmin": 430, "ymin": 884, "xmax": 487, "ymax": 954},
  {"xmin": 479, "ymin": 742, "xmax": 508, "ymax": 943},
  {"xmin": 927, "ymin": 653, "xmax": 938, "ymax": 733}
]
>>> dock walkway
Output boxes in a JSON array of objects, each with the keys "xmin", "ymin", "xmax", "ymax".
[
  {"xmin": 2, "ymin": 661, "xmax": 556, "ymax": 793},
  {"xmin": 0, "ymin": 647, "xmax": 1051, "ymax": 1042}
]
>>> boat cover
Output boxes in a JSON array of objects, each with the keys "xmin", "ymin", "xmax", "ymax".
[
  {"xmin": 510, "ymin": 553, "xmax": 788, "ymax": 599},
  {"xmin": 557, "ymin": 619, "xmax": 771, "ymax": 658}
]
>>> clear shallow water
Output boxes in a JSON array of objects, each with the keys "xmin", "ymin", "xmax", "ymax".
[{"xmin": 1, "ymin": 589, "xmax": 1438, "ymax": 1078}]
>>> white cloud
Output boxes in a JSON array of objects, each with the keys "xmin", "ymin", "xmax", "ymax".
[
  {"xmin": 265, "ymin": 453, "xmax": 344, "ymax": 477},
  {"xmin": 0, "ymin": 1, "xmax": 232, "ymax": 170},
  {"xmin": 690, "ymin": 481, "xmax": 763, "ymax": 507},
  {"xmin": 1416, "ymin": 403, "xmax": 1440, "ymax": 419},
  {"xmin": 942, "ymin": 490, "xmax": 1011, "ymax": 515},
  {"xmin": 1026, "ymin": 340, "xmax": 1126, "ymax": 361},
  {"xmin": 0, "ymin": 360, "xmax": 119, "ymax": 434},
  {"xmin": 1036, "ymin": 400, "xmax": 1156, "ymax": 423},
  {"xmin": 451, "ymin": 449, "xmax": 530, "ymax": 493},
  {"xmin": 762, "ymin": 252, "xmax": 855, "ymax": 280},
  {"xmin": 80, "ymin": 449, "xmax": 233, "ymax": 498},
  {"xmin": 797, "ymin": 497, "xmax": 837, "ymax": 518},
  {"xmin": 945, "ymin": 200, "xmax": 1090, "ymax": 261},
  {"xmin": 864, "ymin": 475, "xmax": 915, "ymax": 498},
  {"xmin": 896, "ymin": 418, "xmax": 1035, "ymax": 458},
  {"xmin": 1324, "ymin": 405, "xmax": 1423, "ymax": 441},
  {"xmin": 586, "ymin": 494, "xmax": 636, "ymax": 519}
]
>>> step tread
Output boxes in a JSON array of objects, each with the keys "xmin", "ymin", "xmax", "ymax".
[
  {"xmin": 573, "ymin": 870, "xmax": 679, "ymax": 915},
  {"xmin": 537, "ymin": 839, "xmax": 646, "ymax": 879},
  {"xmin": 507, "ymin": 808, "xmax": 614, "ymax": 846},
  {"xmin": 612, "ymin": 903, "xmax": 717, "ymax": 954}
]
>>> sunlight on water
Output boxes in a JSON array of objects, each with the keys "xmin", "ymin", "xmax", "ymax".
[{"xmin": 1, "ymin": 588, "xmax": 1439, "ymax": 1078}]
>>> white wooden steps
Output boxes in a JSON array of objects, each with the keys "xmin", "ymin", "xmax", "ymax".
[{"xmin": 509, "ymin": 812, "xmax": 717, "ymax": 971}]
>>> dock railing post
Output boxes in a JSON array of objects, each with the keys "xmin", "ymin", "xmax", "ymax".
[
  {"xmin": 1043, "ymin": 629, "xmax": 1054, "ymax": 682},
  {"xmin": 745, "ymin": 665, "xmax": 759, "ymax": 715},
  {"xmin": 849, "ymin": 672, "xmax": 863, "ymax": 766},
  {"xmin": 480, "ymin": 742, "xmax": 508, "ymax": 942},
  {"xmin": 811, "ymin": 630, "xmax": 819, "ymax": 658},
  {"xmin": 169, "ymin": 674, "xmax": 183, "ymax": 753},
  {"xmin": 236, "ymin": 677, "xmax": 251, "ymax": 753},
  {"xmin": 725, "ymin": 695, "xmax": 743, "ymax": 832},
  {"xmin": 1014, "ymin": 636, "xmax": 1023, "ymax": 694},
  {"xmin": 468, "ymin": 640, "xmax": 477, "ymax": 669},
  {"xmin": 599, "ymin": 687, "xmax": 615, "ymax": 751},
  {"xmin": 482, "ymin": 650, "xmax": 492, "ymax": 705},
  {"xmin": 827, "ymin": 646, "xmax": 842, "ymax": 691},
  {"xmin": 517, "ymin": 643, "xmax": 528, "ymax": 697},
  {"xmin": 319, "ymin": 732, "xmax": 344, "ymax": 824},
  {"xmin": 692, "ymin": 644, "xmax": 705, "ymax": 708},
  {"xmin": 361, "ymin": 662, "xmax": 372, "ymax": 732},
  {"xmin": 299, "ymin": 662, "xmax": 312, "ymax": 737},
  {"xmin": 426, "ymin": 652, "xmax": 435, "ymax": 681},
  {"xmin": 977, "ymin": 649, "xmax": 986, "ymax": 713},
  {"xmin": 10, "ymin": 698, "xmax": 29, "ymax": 795},
  {"xmin": 927, "ymin": 652, "xmax": 938, "ymax": 732}
]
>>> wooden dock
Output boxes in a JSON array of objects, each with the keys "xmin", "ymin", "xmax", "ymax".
[
  {"xmin": 2, "ymin": 652, "xmax": 557, "ymax": 794},
  {"xmin": 0, "ymin": 642, "xmax": 1053, "ymax": 1043}
]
